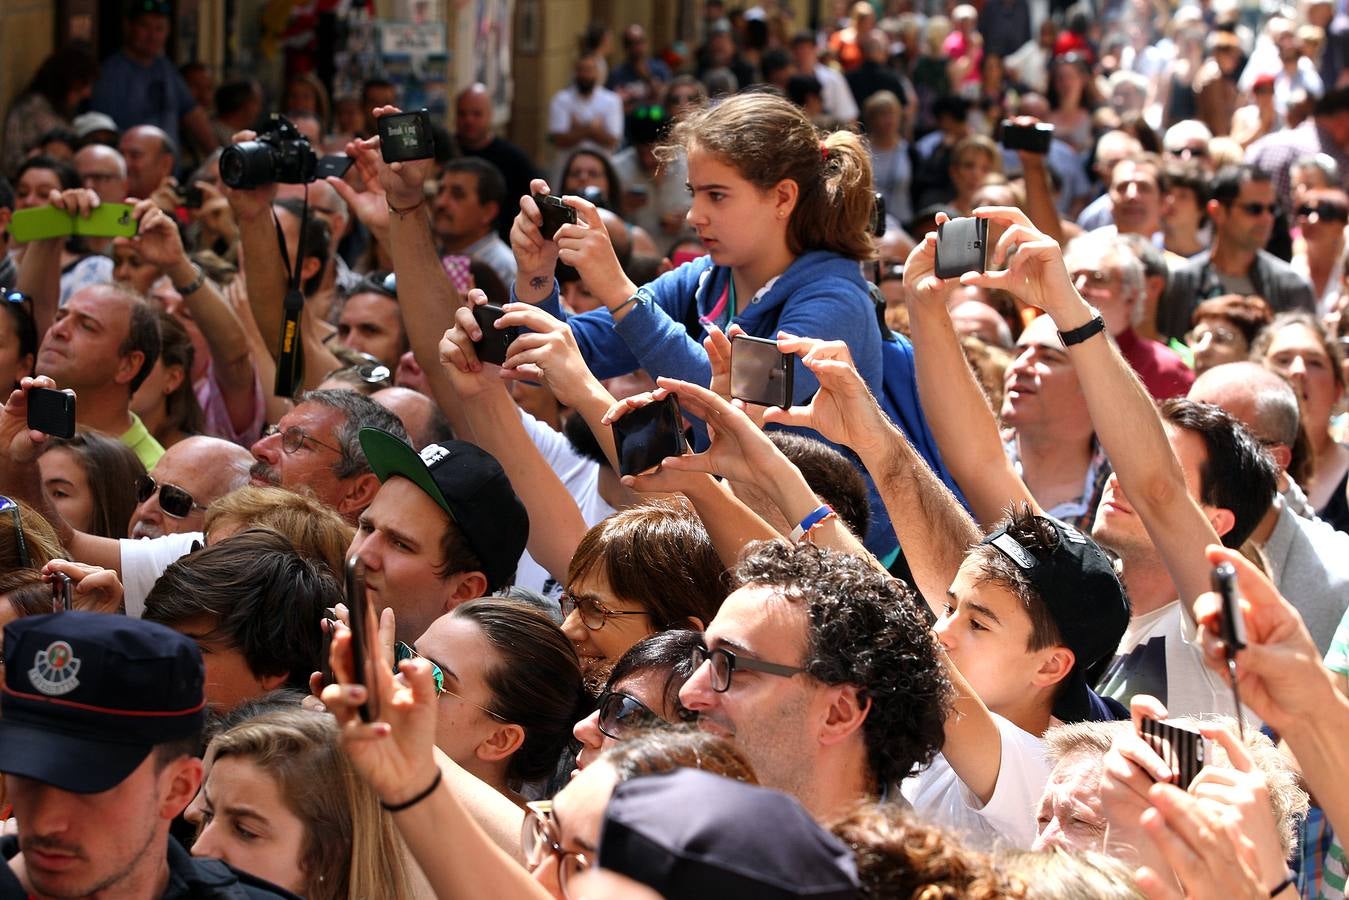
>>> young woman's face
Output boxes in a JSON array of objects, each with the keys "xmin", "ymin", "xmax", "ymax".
[
  {"xmin": 189, "ymin": 755, "xmax": 309, "ymax": 896},
  {"xmin": 15, "ymin": 168, "xmax": 63, "ymax": 210},
  {"xmin": 38, "ymin": 447, "xmax": 95, "ymax": 535},
  {"xmin": 683, "ymin": 146, "xmax": 792, "ymax": 271},
  {"xmin": 0, "ymin": 309, "xmax": 34, "ymax": 388},
  {"xmin": 414, "ymin": 614, "xmax": 514, "ymax": 769},
  {"xmin": 573, "ymin": 668, "xmax": 681, "ymax": 771},
  {"xmin": 1263, "ymin": 323, "xmax": 1343, "ymax": 431},
  {"xmin": 563, "ymin": 154, "xmax": 611, "ymax": 198}
]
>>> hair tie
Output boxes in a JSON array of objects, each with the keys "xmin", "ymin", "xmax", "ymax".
[{"xmin": 820, "ymin": 139, "xmax": 829, "ymax": 162}]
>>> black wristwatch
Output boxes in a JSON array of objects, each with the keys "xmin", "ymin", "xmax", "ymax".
[{"xmin": 1058, "ymin": 314, "xmax": 1106, "ymax": 346}]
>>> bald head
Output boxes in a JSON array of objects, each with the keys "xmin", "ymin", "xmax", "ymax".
[
  {"xmin": 119, "ymin": 125, "xmax": 176, "ymax": 200},
  {"xmin": 129, "ymin": 436, "xmax": 253, "ymax": 538},
  {"xmin": 372, "ymin": 387, "xmax": 454, "ymax": 450},
  {"xmin": 951, "ymin": 300, "xmax": 1013, "ymax": 349},
  {"xmin": 74, "ymin": 145, "xmax": 128, "ymax": 204},
  {"xmin": 1189, "ymin": 362, "xmax": 1300, "ymax": 451},
  {"xmin": 455, "ymin": 83, "xmax": 494, "ymax": 150}
]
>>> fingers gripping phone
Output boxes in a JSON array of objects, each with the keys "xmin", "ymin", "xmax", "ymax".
[
  {"xmin": 345, "ymin": 556, "xmax": 379, "ymax": 722},
  {"xmin": 50, "ymin": 572, "xmax": 72, "ymax": 613},
  {"xmin": 934, "ymin": 216, "xmax": 989, "ymax": 279},
  {"xmin": 27, "ymin": 387, "xmax": 76, "ymax": 439},
  {"xmin": 377, "ymin": 110, "xmax": 435, "ymax": 163},
  {"xmin": 731, "ymin": 335, "xmax": 795, "ymax": 408},
  {"xmin": 1211, "ymin": 561, "xmax": 1248, "ymax": 733},
  {"xmin": 612, "ymin": 395, "xmax": 689, "ymax": 476},
  {"xmin": 535, "ymin": 194, "xmax": 577, "ymax": 239},
  {"xmin": 1138, "ymin": 717, "xmax": 1207, "ymax": 790},
  {"xmin": 471, "ymin": 304, "xmax": 523, "ymax": 366}
]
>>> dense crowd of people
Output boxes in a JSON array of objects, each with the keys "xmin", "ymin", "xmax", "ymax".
[{"xmin": 1, "ymin": 0, "xmax": 1349, "ymax": 897}]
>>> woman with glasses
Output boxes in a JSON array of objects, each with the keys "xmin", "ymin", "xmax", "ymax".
[
  {"xmin": 572, "ymin": 629, "xmax": 702, "ymax": 770},
  {"xmin": 561, "ymin": 500, "xmax": 727, "ymax": 682},
  {"xmin": 407, "ymin": 597, "xmax": 588, "ymax": 801},
  {"xmin": 37, "ymin": 433, "xmax": 144, "ymax": 538},
  {"xmin": 1185, "ymin": 294, "xmax": 1273, "ymax": 376},
  {"xmin": 189, "ymin": 707, "xmax": 418, "ymax": 899},
  {"xmin": 1253, "ymin": 311, "xmax": 1349, "ymax": 532},
  {"xmin": 0, "ymin": 290, "xmax": 37, "ymax": 390}
]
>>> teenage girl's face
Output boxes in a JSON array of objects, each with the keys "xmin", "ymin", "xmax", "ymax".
[
  {"xmin": 684, "ymin": 146, "xmax": 793, "ymax": 270},
  {"xmin": 16, "ymin": 168, "xmax": 63, "ymax": 210}
]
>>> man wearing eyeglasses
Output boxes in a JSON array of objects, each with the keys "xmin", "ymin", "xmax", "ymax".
[
  {"xmin": 1158, "ymin": 165, "xmax": 1317, "ymax": 342},
  {"xmin": 73, "ymin": 144, "xmax": 129, "ymax": 207},
  {"xmin": 679, "ymin": 541, "xmax": 951, "ymax": 823},
  {"xmin": 1289, "ymin": 186, "xmax": 1349, "ymax": 316}
]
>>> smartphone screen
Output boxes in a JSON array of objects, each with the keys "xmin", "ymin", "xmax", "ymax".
[
  {"xmin": 27, "ymin": 387, "xmax": 76, "ymax": 439},
  {"xmin": 50, "ymin": 573, "xmax": 72, "ymax": 613},
  {"xmin": 612, "ymin": 395, "xmax": 688, "ymax": 476},
  {"xmin": 345, "ymin": 556, "xmax": 378, "ymax": 722},
  {"xmin": 378, "ymin": 110, "xmax": 434, "ymax": 163},
  {"xmin": 731, "ymin": 335, "xmax": 794, "ymax": 408},
  {"xmin": 471, "ymin": 304, "xmax": 519, "ymax": 366}
]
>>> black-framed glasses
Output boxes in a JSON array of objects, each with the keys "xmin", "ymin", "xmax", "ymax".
[
  {"xmin": 261, "ymin": 423, "xmax": 343, "ymax": 456},
  {"xmin": 1, "ymin": 496, "xmax": 29, "ymax": 569},
  {"xmin": 521, "ymin": 801, "xmax": 590, "ymax": 898},
  {"xmin": 560, "ymin": 592, "xmax": 649, "ymax": 631},
  {"xmin": 393, "ymin": 641, "xmax": 507, "ymax": 721},
  {"xmin": 1234, "ymin": 201, "xmax": 1279, "ymax": 216},
  {"xmin": 692, "ymin": 644, "xmax": 808, "ymax": 693},
  {"xmin": 135, "ymin": 475, "xmax": 207, "ymax": 518},
  {"xmin": 596, "ymin": 690, "xmax": 659, "ymax": 739},
  {"xmin": 1297, "ymin": 202, "xmax": 1349, "ymax": 222}
]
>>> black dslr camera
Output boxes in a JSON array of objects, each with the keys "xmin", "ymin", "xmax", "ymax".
[{"xmin": 220, "ymin": 114, "xmax": 318, "ymax": 189}]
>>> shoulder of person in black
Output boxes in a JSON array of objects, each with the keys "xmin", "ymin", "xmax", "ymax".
[{"xmin": 0, "ymin": 835, "xmax": 300, "ymax": 900}]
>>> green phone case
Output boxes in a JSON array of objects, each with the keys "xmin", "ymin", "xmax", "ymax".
[
  {"xmin": 74, "ymin": 203, "xmax": 137, "ymax": 238},
  {"xmin": 8, "ymin": 203, "xmax": 137, "ymax": 243},
  {"xmin": 8, "ymin": 206, "xmax": 73, "ymax": 243}
]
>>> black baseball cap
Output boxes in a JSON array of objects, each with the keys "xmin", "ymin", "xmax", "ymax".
[
  {"xmin": 0, "ymin": 612, "xmax": 206, "ymax": 794},
  {"xmin": 599, "ymin": 769, "xmax": 861, "ymax": 899},
  {"xmin": 359, "ymin": 428, "xmax": 528, "ymax": 592},
  {"xmin": 981, "ymin": 516, "xmax": 1130, "ymax": 723}
]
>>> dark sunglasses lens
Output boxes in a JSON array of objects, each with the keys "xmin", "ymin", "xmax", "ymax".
[
  {"xmin": 135, "ymin": 476, "xmax": 156, "ymax": 504},
  {"xmin": 158, "ymin": 483, "xmax": 194, "ymax": 517}
]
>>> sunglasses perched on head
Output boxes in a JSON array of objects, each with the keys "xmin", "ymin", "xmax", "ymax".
[
  {"xmin": 1, "ymin": 495, "xmax": 29, "ymax": 568},
  {"xmin": 136, "ymin": 475, "xmax": 208, "ymax": 518}
]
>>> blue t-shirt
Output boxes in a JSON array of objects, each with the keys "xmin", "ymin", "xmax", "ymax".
[{"xmin": 91, "ymin": 51, "xmax": 195, "ymax": 144}]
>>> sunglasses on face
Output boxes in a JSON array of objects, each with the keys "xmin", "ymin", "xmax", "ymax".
[
  {"xmin": 1297, "ymin": 202, "xmax": 1349, "ymax": 222},
  {"xmin": 1234, "ymin": 202, "xmax": 1279, "ymax": 216},
  {"xmin": 393, "ymin": 641, "xmax": 507, "ymax": 721},
  {"xmin": 136, "ymin": 475, "xmax": 207, "ymax": 519}
]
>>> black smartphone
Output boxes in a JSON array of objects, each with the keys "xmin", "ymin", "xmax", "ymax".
[
  {"xmin": 731, "ymin": 334, "xmax": 795, "ymax": 408},
  {"xmin": 999, "ymin": 120, "xmax": 1055, "ymax": 154},
  {"xmin": 871, "ymin": 191, "xmax": 887, "ymax": 238},
  {"xmin": 318, "ymin": 614, "xmax": 337, "ymax": 690},
  {"xmin": 377, "ymin": 109, "xmax": 435, "ymax": 163},
  {"xmin": 27, "ymin": 387, "xmax": 76, "ymax": 439},
  {"xmin": 1139, "ymin": 717, "xmax": 1207, "ymax": 789},
  {"xmin": 1211, "ymin": 562, "xmax": 1248, "ymax": 654},
  {"xmin": 316, "ymin": 155, "xmax": 356, "ymax": 179},
  {"xmin": 535, "ymin": 193, "xmax": 577, "ymax": 239},
  {"xmin": 471, "ymin": 304, "xmax": 522, "ymax": 366},
  {"xmin": 345, "ymin": 556, "xmax": 378, "ymax": 722},
  {"xmin": 50, "ymin": 572, "xmax": 72, "ymax": 613},
  {"xmin": 177, "ymin": 184, "xmax": 204, "ymax": 209},
  {"xmin": 612, "ymin": 395, "xmax": 688, "ymax": 476},
  {"xmin": 934, "ymin": 216, "xmax": 989, "ymax": 279}
]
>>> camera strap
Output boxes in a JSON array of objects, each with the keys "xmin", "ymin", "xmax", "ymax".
[{"xmin": 271, "ymin": 188, "xmax": 309, "ymax": 397}]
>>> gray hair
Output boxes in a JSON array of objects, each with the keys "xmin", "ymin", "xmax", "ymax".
[
  {"xmin": 301, "ymin": 388, "xmax": 409, "ymax": 479},
  {"xmin": 1291, "ymin": 152, "xmax": 1340, "ymax": 186}
]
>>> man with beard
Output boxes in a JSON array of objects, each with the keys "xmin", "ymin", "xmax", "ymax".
[{"xmin": 548, "ymin": 55, "xmax": 623, "ymax": 154}]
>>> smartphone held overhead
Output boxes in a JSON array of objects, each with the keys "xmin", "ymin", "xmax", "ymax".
[
  {"xmin": 345, "ymin": 555, "xmax": 379, "ymax": 723},
  {"xmin": 10, "ymin": 202, "xmax": 137, "ymax": 243},
  {"xmin": 612, "ymin": 395, "xmax": 688, "ymax": 477},
  {"xmin": 731, "ymin": 335, "xmax": 795, "ymax": 408},
  {"xmin": 934, "ymin": 216, "xmax": 989, "ymax": 279},
  {"xmin": 471, "ymin": 304, "xmax": 522, "ymax": 366},
  {"xmin": 378, "ymin": 109, "xmax": 435, "ymax": 163},
  {"xmin": 27, "ymin": 387, "xmax": 76, "ymax": 439},
  {"xmin": 535, "ymin": 194, "xmax": 578, "ymax": 239}
]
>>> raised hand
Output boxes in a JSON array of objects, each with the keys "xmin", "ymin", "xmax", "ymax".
[
  {"xmin": 128, "ymin": 200, "xmax": 188, "ymax": 272},
  {"xmin": 498, "ymin": 303, "xmax": 600, "ymax": 409},
  {"xmin": 437, "ymin": 289, "xmax": 501, "ymax": 399},
  {"xmin": 45, "ymin": 188, "xmax": 101, "ymax": 220},
  {"xmin": 344, "ymin": 106, "xmax": 438, "ymax": 210},
  {"xmin": 957, "ymin": 206, "xmax": 1080, "ymax": 317},
  {"xmin": 510, "ymin": 178, "xmax": 562, "ymax": 297},
  {"xmin": 901, "ymin": 220, "xmax": 956, "ymax": 312},
  {"xmin": 554, "ymin": 195, "xmax": 635, "ymax": 310},
  {"xmin": 0, "ymin": 378, "xmax": 60, "ymax": 464},
  {"xmin": 190, "ymin": 181, "xmax": 239, "ymax": 249},
  {"xmin": 763, "ymin": 334, "xmax": 890, "ymax": 456},
  {"xmin": 1135, "ymin": 783, "xmax": 1268, "ymax": 900},
  {"xmin": 41, "ymin": 559, "xmax": 124, "ymax": 614}
]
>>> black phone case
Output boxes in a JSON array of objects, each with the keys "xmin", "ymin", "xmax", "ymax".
[
  {"xmin": 934, "ymin": 217, "xmax": 989, "ymax": 279},
  {"xmin": 536, "ymin": 194, "xmax": 577, "ymax": 239},
  {"xmin": 613, "ymin": 396, "xmax": 688, "ymax": 476},
  {"xmin": 345, "ymin": 556, "xmax": 375, "ymax": 722},
  {"xmin": 731, "ymin": 335, "xmax": 795, "ymax": 408},
  {"xmin": 1139, "ymin": 718, "xmax": 1206, "ymax": 789},
  {"xmin": 27, "ymin": 388, "xmax": 76, "ymax": 439},
  {"xmin": 378, "ymin": 110, "xmax": 434, "ymax": 163},
  {"xmin": 471, "ymin": 304, "xmax": 521, "ymax": 366},
  {"xmin": 316, "ymin": 155, "xmax": 356, "ymax": 179},
  {"xmin": 999, "ymin": 120, "xmax": 1054, "ymax": 154}
]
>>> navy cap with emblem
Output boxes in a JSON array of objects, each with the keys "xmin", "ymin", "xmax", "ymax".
[
  {"xmin": 0, "ymin": 611, "xmax": 206, "ymax": 794},
  {"xmin": 358, "ymin": 428, "xmax": 529, "ymax": 593},
  {"xmin": 981, "ymin": 516, "xmax": 1130, "ymax": 723}
]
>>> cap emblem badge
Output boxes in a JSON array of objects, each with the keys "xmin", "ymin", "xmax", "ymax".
[{"xmin": 28, "ymin": 640, "xmax": 81, "ymax": 696}]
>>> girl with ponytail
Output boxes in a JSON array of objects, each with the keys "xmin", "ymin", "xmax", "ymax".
[{"xmin": 509, "ymin": 91, "xmax": 885, "ymax": 417}]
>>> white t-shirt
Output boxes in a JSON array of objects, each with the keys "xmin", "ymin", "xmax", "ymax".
[
  {"xmin": 119, "ymin": 531, "xmax": 204, "ymax": 617},
  {"xmin": 1097, "ymin": 600, "xmax": 1258, "ymax": 725},
  {"xmin": 548, "ymin": 85, "xmax": 624, "ymax": 155},
  {"xmin": 512, "ymin": 410, "xmax": 616, "ymax": 598},
  {"xmin": 900, "ymin": 712, "xmax": 1052, "ymax": 850}
]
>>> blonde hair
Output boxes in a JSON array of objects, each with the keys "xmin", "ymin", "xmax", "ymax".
[
  {"xmin": 204, "ymin": 485, "xmax": 354, "ymax": 578},
  {"xmin": 206, "ymin": 709, "xmax": 415, "ymax": 900},
  {"xmin": 660, "ymin": 92, "xmax": 877, "ymax": 261}
]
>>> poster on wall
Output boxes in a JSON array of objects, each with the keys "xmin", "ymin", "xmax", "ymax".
[
  {"xmin": 379, "ymin": 20, "xmax": 451, "ymax": 116},
  {"xmin": 456, "ymin": 0, "xmax": 513, "ymax": 124}
]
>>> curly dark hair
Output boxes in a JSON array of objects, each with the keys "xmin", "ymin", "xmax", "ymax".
[{"xmin": 733, "ymin": 541, "xmax": 952, "ymax": 789}]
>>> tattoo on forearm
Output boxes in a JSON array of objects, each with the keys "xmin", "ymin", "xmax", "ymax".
[{"xmin": 530, "ymin": 276, "xmax": 548, "ymax": 290}]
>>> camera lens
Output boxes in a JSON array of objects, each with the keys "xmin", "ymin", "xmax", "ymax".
[{"xmin": 220, "ymin": 141, "xmax": 276, "ymax": 190}]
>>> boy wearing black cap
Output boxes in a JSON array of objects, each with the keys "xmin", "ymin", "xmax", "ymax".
[
  {"xmin": 354, "ymin": 427, "xmax": 529, "ymax": 643},
  {"xmin": 0, "ymin": 612, "xmax": 296, "ymax": 899}
]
